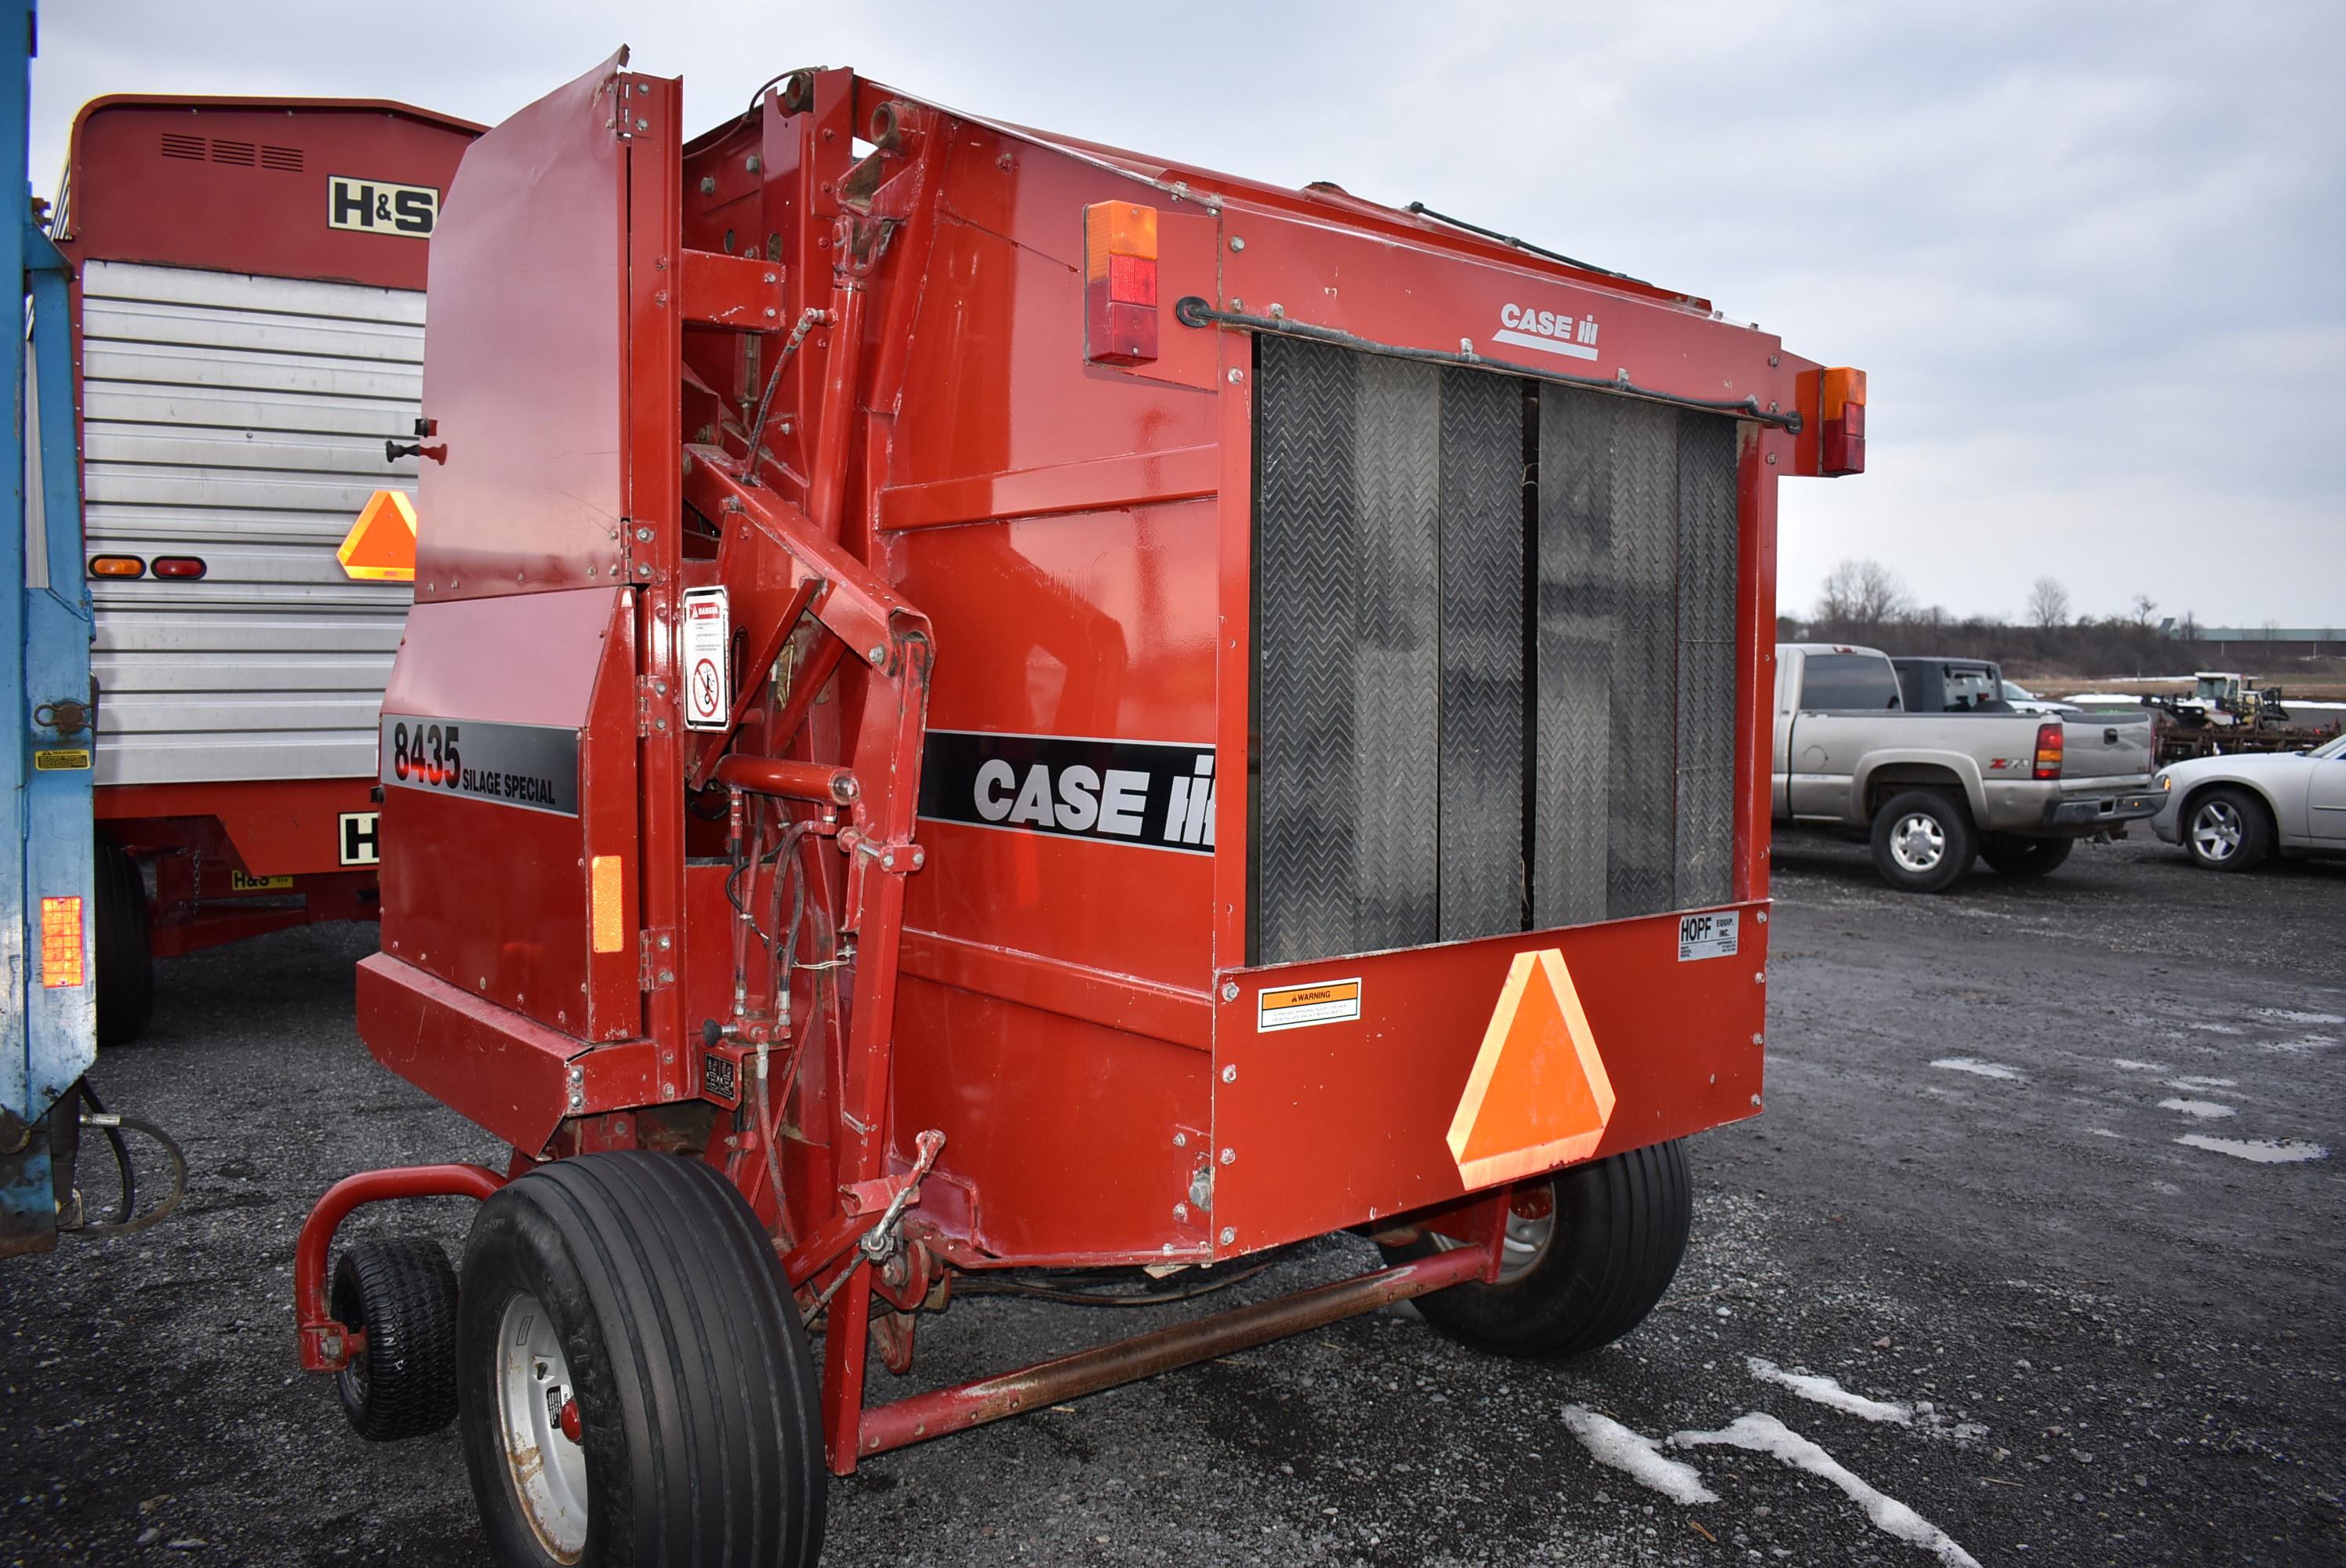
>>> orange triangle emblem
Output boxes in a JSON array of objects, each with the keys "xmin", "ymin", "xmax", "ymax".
[
  {"xmin": 337, "ymin": 489, "xmax": 418, "ymax": 582},
  {"xmin": 1446, "ymin": 948, "xmax": 1615, "ymax": 1188}
]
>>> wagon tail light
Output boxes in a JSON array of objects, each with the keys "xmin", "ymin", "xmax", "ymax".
[
  {"xmin": 1083, "ymin": 201, "xmax": 1158, "ymax": 365},
  {"xmin": 1820, "ymin": 366, "xmax": 1865, "ymax": 476},
  {"xmin": 89, "ymin": 554, "xmax": 144, "ymax": 578},
  {"xmin": 2033, "ymin": 722, "xmax": 2063, "ymax": 780},
  {"xmin": 151, "ymin": 556, "xmax": 207, "ymax": 579}
]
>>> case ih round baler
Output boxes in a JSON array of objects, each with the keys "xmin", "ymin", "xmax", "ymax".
[{"xmin": 292, "ymin": 49, "xmax": 1865, "ymax": 1566}]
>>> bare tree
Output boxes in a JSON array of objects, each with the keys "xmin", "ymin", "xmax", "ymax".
[
  {"xmin": 1818, "ymin": 558, "xmax": 1912, "ymax": 626},
  {"xmin": 2027, "ymin": 576, "xmax": 2071, "ymax": 630},
  {"xmin": 2129, "ymin": 593, "xmax": 2157, "ymax": 628}
]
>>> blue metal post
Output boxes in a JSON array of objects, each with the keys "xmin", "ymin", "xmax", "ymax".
[{"xmin": 3, "ymin": 0, "xmax": 96, "ymax": 1254}]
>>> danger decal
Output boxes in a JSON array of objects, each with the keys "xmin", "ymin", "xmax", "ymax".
[
  {"xmin": 327, "ymin": 176, "xmax": 439, "ymax": 237},
  {"xmin": 380, "ymin": 715, "xmax": 580, "ymax": 817},
  {"xmin": 917, "ymin": 730, "xmax": 1215, "ymax": 855}
]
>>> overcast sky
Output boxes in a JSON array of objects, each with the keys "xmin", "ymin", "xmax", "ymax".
[{"xmin": 34, "ymin": 2, "xmax": 2346, "ymax": 628}]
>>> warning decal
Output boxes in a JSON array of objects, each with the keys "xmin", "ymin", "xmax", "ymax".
[
  {"xmin": 40, "ymin": 896, "xmax": 85, "ymax": 989},
  {"xmin": 32, "ymin": 747, "xmax": 90, "ymax": 771},
  {"xmin": 1256, "ymin": 978, "xmax": 1362, "ymax": 1033},
  {"xmin": 681, "ymin": 587, "xmax": 731, "ymax": 731}
]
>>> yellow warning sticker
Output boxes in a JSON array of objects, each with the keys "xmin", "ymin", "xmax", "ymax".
[
  {"xmin": 33, "ymin": 748, "xmax": 91, "ymax": 771},
  {"xmin": 1255, "ymin": 977, "xmax": 1362, "ymax": 1033},
  {"xmin": 41, "ymin": 896, "xmax": 85, "ymax": 988},
  {"xmin": 229, "ymin": 869, "xmax": 295, "ymax": 893}
]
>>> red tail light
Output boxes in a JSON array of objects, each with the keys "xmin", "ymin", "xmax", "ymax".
[
  {"xmin": 1083, "ymin": 201, "xmax": 1159, "ymax": 365},
  {"xmin": 151, "ymin": 556, "xmax": 208, "ymax": 579},
  {"xmin": 2032, "ymin": 721, "xmax": 2062, "ymax": 780}
]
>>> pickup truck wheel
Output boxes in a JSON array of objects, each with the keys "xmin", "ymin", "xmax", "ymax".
[
  {"xmin": 1980, "ymin": 833, "xmax": 2072, "ymax": 878},
  {"xmin": 1868, "ymin": 789, "xmax": 1974, "ymax": 892},
  {"xmin": 2184, "ymin": 786, "xmax": 2270, "ymax": 872},
  {"xmin": 1375, "ymin": 1141, "xmax": 1692, "ymax": 1359}
]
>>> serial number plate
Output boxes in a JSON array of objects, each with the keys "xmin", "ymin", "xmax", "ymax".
[{"xmin": 1678, "ymin": 911, "xmax": 1739, "ymax": 961}]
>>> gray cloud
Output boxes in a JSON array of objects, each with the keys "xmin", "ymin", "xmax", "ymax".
[{"xmin": 35, "ymin": 1, "xmax": 2344, "ymax": 624}]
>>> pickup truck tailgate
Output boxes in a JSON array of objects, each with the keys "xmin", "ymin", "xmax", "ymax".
[{"xmin": 2059, "ymin": 710, "xmax": 2155, "ymax": 784}]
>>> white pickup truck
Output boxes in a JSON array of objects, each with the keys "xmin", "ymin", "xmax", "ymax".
[{"xmin": 1774, "ymin": 643, "xmax": 2163, "ymax": 891}]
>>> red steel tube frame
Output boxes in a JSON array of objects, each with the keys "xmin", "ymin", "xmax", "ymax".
[
  {"xmin": 293, "ymin": 1163, "xmax": 507, "ymax": 1372},
  {"xmin": 855, "ymin": 1243, "xmax": 1494, "ymax": 1457}
]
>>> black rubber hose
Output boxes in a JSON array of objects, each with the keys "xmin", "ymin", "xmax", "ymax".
[
  {"xmin": 75, "ymin": 1113, "xmax": 187, "ymax": 1239},
  {"xmin": 75, "ymin": 1080, "xmax": 135, "ymax": 1228}
]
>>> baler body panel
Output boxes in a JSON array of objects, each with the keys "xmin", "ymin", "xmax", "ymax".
[{"xmin": 359, "ymin": 60, "xmax": 1807, "ymax": 1280}]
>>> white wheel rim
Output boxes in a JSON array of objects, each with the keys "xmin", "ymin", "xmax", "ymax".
[
  {"xmin": 2192, "ymin": 801, "xmax": 2241, "ymax": 862},
  {"xmin": 496, "ymin": 1291, "xmax": 588, "ymax": 1563},
  {"xmin": 1429, "ymin": 1205, "xmax": 1554, "ymax": 1284},
  {"xmin": 1889, "ymin": 813, "xmax": 1946, "ymax": 873}
]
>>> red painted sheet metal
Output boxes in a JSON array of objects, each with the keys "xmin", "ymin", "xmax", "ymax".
[
  {"xmin": 95, "ymin": 777, "xmax": 376, "ymax": 878},
  {"xmin": 412, "ymin": 52, "xmax": 629, "ymax": 603},
  {"xmin": 358, "ymin": 953, "xmax": 658, "ymax": 1156},
  {"xmin": 373, "ymin": 586, "xmax": 639, "ymax": 1043},
  {"xmin": 1207, "ymin": 904, "xmax": 1771, "ymax": 1257},
  {"xmin": 60, "ymin": 96, "xmax": 480, "ymax": 288}
]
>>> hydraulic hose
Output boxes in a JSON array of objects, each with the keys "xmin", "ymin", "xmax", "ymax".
[{"xmin": 74, "ymin": 1106, "xmax": 188, "ymax": 1239}]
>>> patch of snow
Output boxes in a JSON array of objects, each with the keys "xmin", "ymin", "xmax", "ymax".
[
  {"xmin": 2255, "ymin": 1008, "xmax": 2345, "ymax": 1026},
  {"xmin": 2184, "ymin": 1022, "xmax": 2243, "ymax": 1035},
  {"xmin": 1747, "ymin": 1357, "xmax": 1912, "ymax": 1424},
  {"xmin": 1669, "ymin": 1412, "xmax": 1980, "ymax": 1568},
  {"xmin": 2175, "ymin": 1134, "xmax": 2330, "ymax": 1164},
  {"xmin": 2157, "ymin": 1098, "xmax": 2236, "ymax": 1120},
  {"xmin": 2167, "ymin": 1076, "xmax": 2238, "ymax": 1091},
  {"xmin": 2086, "ymin": 1127, "xmax": 2123, "ymax": 1139},
  {"xmin": 2262, "ymin": 1036, "xmax": 2339, "ymax": 1054},
  {"xmin": 1560, "ymin": 1406, "xmax": 1717, "ymax": 1505},
  {"xmin": 1930, "ymin": 1057, "xmax": 2024, "ymax": 1082},
  {"xmin": 2112, "ymin": 1058, "xmax": 2166, "ymax": 1073}
]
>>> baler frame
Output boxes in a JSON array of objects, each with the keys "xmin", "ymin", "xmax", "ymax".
[{"xmin": 292, "ymin": 47, "xmax": 1861, "ymax": 1556}]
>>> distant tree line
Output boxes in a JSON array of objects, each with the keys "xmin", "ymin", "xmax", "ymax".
[{"xmin": 1786, "ymin": 559, "xmax": 2199, "ymax": 678}]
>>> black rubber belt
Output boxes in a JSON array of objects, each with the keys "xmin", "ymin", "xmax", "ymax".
[{"xmin": 1172, "ymin": 296, "xmax": 1802, "ymax": 433}]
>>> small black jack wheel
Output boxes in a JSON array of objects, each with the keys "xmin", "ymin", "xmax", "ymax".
[
  {"xmin": 1979, "ymin": 833, "xmax": 2072, "ymax": 879},
  {"xmin": 1379, "ymin": 1139, "xmax": 1693, "ymax": 1359},
  {"xmin": 332, "ymin": 1236, "xmax": 460, "ymax": 1441},
  {"xmin": 1868, "ymin": 789, "xmax": 1975, "ymax": 893},
  {"xmin": 458, "ymin": 1152, "xmax": 826, "ymax": 1568}
]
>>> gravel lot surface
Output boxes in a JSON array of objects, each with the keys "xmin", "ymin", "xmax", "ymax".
[{"xmin": 4, "ymin": 833, "xmax": 2341, "ymax": 1566}]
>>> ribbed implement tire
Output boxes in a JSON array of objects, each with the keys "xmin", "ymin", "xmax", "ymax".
[
  {"xmin": 1381, "ymin": 1140, "xmax": 1694, "ymax": 1359},
  {"xmin": 93, "ymin": 842, "xmax": 153, "ymax": 1047},
  {"xmin": 457, "ymin": 1152, "xmax": 826, "ymax": 1568},
  {"xmin": 332, "ymin": 1236, "xmax": 460, "ymax": 1440}
]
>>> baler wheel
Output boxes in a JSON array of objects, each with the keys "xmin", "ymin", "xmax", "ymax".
[
  {"xmin": 1380, "ymin": 1139, "xmax": 1693, "ymax": 1359},
  {"xmin": 456, "ymin": 1152, "xmax": 826, "ymax": 1568},
  {"xmin": 93, "ymin": 840, "xmax": 154, "ymax": 1047},
  {"xmin": 331, "ymin": 1236, "xmax": 460, "ymax": 1440}
]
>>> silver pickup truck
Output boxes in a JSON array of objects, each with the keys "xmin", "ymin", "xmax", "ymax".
[{"xmin": 1774, "ymin": 643, "xmax": 2162, "ymax": 890}]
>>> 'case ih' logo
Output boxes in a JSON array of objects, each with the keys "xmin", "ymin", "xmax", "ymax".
[
  {"xmin": 328, "ymin": 175, "xmax": 439, "ymax": 237},
  {"xmin": 1494, "ymin": 302, "xmax": 1599, "ymax": 362}
]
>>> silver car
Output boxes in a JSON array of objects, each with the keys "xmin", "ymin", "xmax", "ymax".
[{"xmin": 2152, "ymin": 731, "xmax": 2346, "ymax": 869}]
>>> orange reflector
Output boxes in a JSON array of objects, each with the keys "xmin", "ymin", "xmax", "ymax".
[
  {"xmin": 1445, "ymin": 948, "xmax": 1615, "ymax": 1189},
  {"xmin": 590, "ymin": 855, "xmax": 625, "ymax": 953},
  {"xmin": 1084, "ymin": 201, "xmax": 1160, "ymax": 366},
  {"xmin": 1818, "ymin": 365, "xmax": 1867, "ymax": 477},
  {"xmin": 88, "ymin": 554, "xmax": 144, "ymax": 578},
  {"xmin": 41, "ymin": 896, "xmax": 86, "ymax": 989},
  {"xmin": 339, "ymin": 489, "xmax": 419, "ymax": 582}
]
